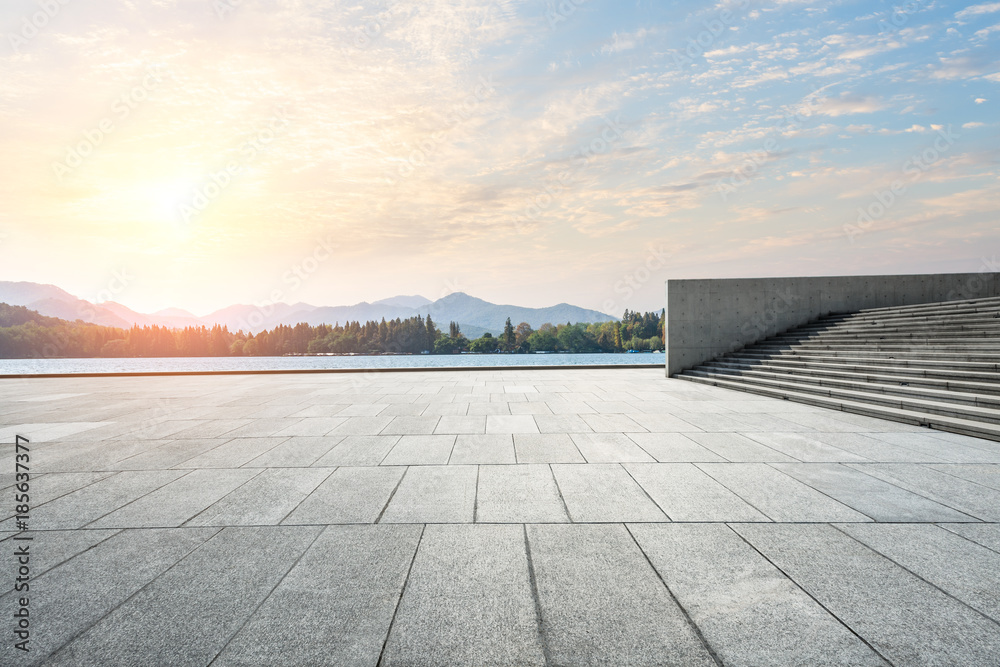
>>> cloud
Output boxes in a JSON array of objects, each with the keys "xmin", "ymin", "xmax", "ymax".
[
  {"xmin": 814, "ymin": 93, "xmax": 886, "ymax": 116},
  {"xmin": 955, "ymin": 2, "xmax": 1000, "ymax": 20},
  {"xmin": 963, "ymin": 121, "xmax": 986, "ymax": 128}
]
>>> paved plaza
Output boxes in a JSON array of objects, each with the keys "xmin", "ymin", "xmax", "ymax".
[{"xmin": 2, "ymin": 367, "xmax": 1000, "ymax": 665}]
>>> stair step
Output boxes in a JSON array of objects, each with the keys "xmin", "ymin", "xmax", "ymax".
[
  {"xmin": 691, "ymin": 366, "xmax": 1000, "ymax": 408},
  {"xmin": 676, "ymin": 374, "xmax": 1000, "ymax": 442},
  {"xmin": 700, "ymin": 360, "xmax": 1000, "ymax": 394},
  {"xmin": 684, "ymin": 371, "xmax": 1000, "ymax": 424},
  {"xmin": 728, "ymin": 355, "xmax": 1000, "ymax": 377}
]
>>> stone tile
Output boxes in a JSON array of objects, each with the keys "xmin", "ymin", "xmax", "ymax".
[
  {"xmin": 46, "ymin": 526, "xmax": 321, "ymax": 667},
  {"xmin": 513, "ymin": 434, "xmax": 585, "ymax": 463},
  {"xmin": 0, "ymin": 472, "xmax": 115, "ymax": 523},
  {"xmin": 579, "ymin": 414, "xmax": 646, "ymax": 433},
  {"xmin": 625, "ymin": 463, "xmax": 768, "ymax": 522},
  {"xmin": 939, "ymin": 523, "xmax": 1000, "ymax": 553},
  {"xmin": 382, "ymin": 525, "xmax": 545, "ymax": 666},
  {"xmin": 109, "ymin": 438, "xmax": 231, "ymax": 470},
  {"xmin": 734, "ymin": 523, "xmax": 1000, "ymax": 666},
  {"xmin": 0, "ymin": 529, "xmax": 120, "ymax": 596},
  {"xmin": 380, "ymin": 465, "xmax": 477, "ymax": 523},
  {"xmin": 685, "ymin": 432, "xmax": 797, "ymax": 462},
  {"xmin": 327, "ymin": 416, "xmax": 395, "ymax": 436},
  {"xmin": 630, "ymin": 524, "xmax": 886, "ymax": 666},
  {"xmin": 625, "ymin": 412, "xmax": 696, "ymax": 432},
  {"xmin": 312, "ymin": 435, "xmax": 400, "ymax": 467},
  {"xmin": 865, "ymin": 432, "xmax": 1000, "ymax": 463},
  {"xmin": 532, "ymin": 414, "xmax": 594, "ymax": 433},
  {"xmin": 570, "ymin": 433, "xmax": 656, "ymax": 463},
  {"xmin": 187, "ymin": 468, "xmax": 333, "ymax": 526},
  {"xmin": 551, "ymin": 464, "xmax": 667, "ymax": 522},
  {"xmin": 527, "ymin": 524, "xmax": 716, "ymax": 666},
  {"xmin": 697, "ymin": 463, "xmax": 869, "ymax": 522},
  {"xmin": 744, "ymin": 433, "xmax": 872, "ymax": 462},
  {"xmin": 243, "ymin": 435, "xmax": 344, "ymax": 467},
  {"xmin": 271, "ymin": 417, "xmax": 348, "ymax": 437},
  {"xmin": 283, "ymin": 466, "xmax": 404, "ymax": 524},
  {"xmin": 929, "ymin": 464, "xmax": 1000, "ymax": 490},
  {"xmin": 808, "ymin": 432, "xmax": 948, "ymax": 462},
  {"xmin": 486, "ymin": 415, "xmax": 539, "ymax": 434},
  {"xmin": 90, "ymin": 468, "xmax": 262, "ymax": 528},
  {"xmin": 838, "ymin": 523, "xmax": 1000, "ymax": 622},
  {"xmin": 625, "ymin": 433, "xmax": 726, "ymax": 462},
  {"xmin": 381, "ymin": 435, "xmax": 456, "ymax": 466},
  {"xmin": 0, "ymin": 527, "xmax": 218, "ymax": 664},
  {"xmin": 476, "ymin": 465, "xmax": 568, "ymax": 523},
  {"xmin": 774, "ymin": 463, "xmax": 974, "ymax": 522},
  {"xmin": 9, "ymin": 470, "xmax": 186, "ymax": 530},
  {"xmin": 434, "ymin": 415, "xmax": 486, "ymax": 434},
  {"xmin": 214, "ymin": 525, "xmax": 421, "ymax": 666},
  {"xmin": 335, "ymin": 404, "xmax": 389, "ymax": 416},
  {"xmin": 450, "ymin": 434, "xmax": 516, "ymax": 464},
  {"xmin": 380, "ymin": 416, "xmax": 441, "ymax": 435},
  {"xmin": 849, "ymin": 463, "xmax": 1000, "ymax": 521},
  {"xmin": 222, "ymin": 419, "xmax": 303, "ymax": 438},
  {"xmin": 176, "ymin": 437, "xmax": 287, "ymax": 468},
  {"xmin": 468, "ymin": 402, "xmax": 511, "ymax": 416},
  {"xmin": 508, "ymin": 402, "xmax": 553, "ymax": 415}
]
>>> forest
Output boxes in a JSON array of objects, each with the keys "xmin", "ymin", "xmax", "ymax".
[{"xmin": 0, "ymin": 303, "xmax": 664, "ymax": 358}]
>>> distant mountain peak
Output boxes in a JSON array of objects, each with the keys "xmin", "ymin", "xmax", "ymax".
[{"xmin": 373, "ymin": 294, "xmax": 433, "ymax": 309}]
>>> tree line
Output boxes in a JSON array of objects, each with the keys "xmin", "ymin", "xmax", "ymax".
[{"xmin": 0, "ymin": 302, "xmax": 664, "ymax": 358}]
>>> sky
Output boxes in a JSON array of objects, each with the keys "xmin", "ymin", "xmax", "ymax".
[{"xmin": 0, "ymin": 0, "xmax": 997, "ymax": 317}]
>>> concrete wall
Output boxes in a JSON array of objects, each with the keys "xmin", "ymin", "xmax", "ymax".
[{"xmin": 665, "ymin": 272, "xmax": 1000, "ymax": 376}]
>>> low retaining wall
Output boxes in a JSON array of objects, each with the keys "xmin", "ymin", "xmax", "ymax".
[{"xmin": 665, "ymin": 271, "xmax": 1000, "ymax": 376}]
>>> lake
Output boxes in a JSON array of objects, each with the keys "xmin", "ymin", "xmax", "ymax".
[{"xmin": 0, "ymin": 352, "xmax": 664, "ymax": 375}]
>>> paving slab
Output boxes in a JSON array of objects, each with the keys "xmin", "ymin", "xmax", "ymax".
[
  {"xmin": 283, "ymin": 466, "xmax": 405, "ymax": 524},
  {"xmin": 848, "ymin": 463, "xmax": 1000, "ymax": 521},
  {"xmin": 450, "ymin": 434, "xmax": 516, "ymax": 464},
  {"xmin": 929, "ymin": 463, "xmax": 1000, "ymax": 490},
  {"xmin": 433, "ymin": 415, "xmax": 486, "ymax": 434},
  {"xmin": 90, "ymin": 468, "xmax": 262, "ymax": 528},
  {"xmin": 243, "ymin": 435, "xmax": 344, "ymax": 467},
  {"xmin": 734, "ymin": 523, "xmax": 1000, "ymax": 666},
  {"xmin": 44, "ymin": 526, "xmax": 321, "ymax": 667},
  {"xmin": 0, "ymin": 529, "xmax": 120, "ymax": 596},
  {"xmin": 214, "ymin": 525, "xmax": 421, "ymax": 666},
  {"xmin": 629, "ymin": 523, "xmax": 887, "ymax": 666},
  {"xmin": 837, "ymin": 523, "xmax": 1000, "ymax": 622},
  {"xmin": 513, "ymin": 433, "xmax": 585, "ymax": 463},
  {"xmin": 476, "ymin": 465, "xmax": 569, "ymax": 523},
  {"xmin": 379, "ymin": 416, "xmax": 441, "ymax": 435},
  {"xmin": 175, "ymin": 437, "xmax": 288, "ymax": 468},
  {"xmin": 697, "ymin": 463, "xmax": 869, "ymax": 522},
  {"xmin": 625, "ymin": 463, "xmax": 769, "ymax": 522},
  {"xmin": 626, "ymin": 432, "xmax": 727, "ymax": 462},
  {"xmin": 744, "ymin": 433, "xmax": 872, "ymax": 462},
  {"xmin": 312, "ymin": 435, "xmax": 400, "ymax": 466},
  {"xmin": 379, "ymin": 465, "xmax": 478, "ymax": 523},
  {"xmin": 0, "ymin": 527, "xmax": 219, "ymax": 664},
  {"xmin": 939, "ymin": 523, "xmax": 1000, "ymax": 552},
  {"xmin": 382, "ymin": 525, "xmax": 544, "ymax": 666},
  {"xmin": 381, "ymin": 434, "xmax": 456, "ymax": 465},
  {"xmin": 4, "ymin": 470, "xmax": 187, "ymax": 530},
  {"xmin": 551, "ymin": 464, "xmax": 667, "ymax": 522},
  {"xmin": 774, "ymin": 463, "xmax": 975, "ymax": 522},
  {"xmin": 486, "ymin": 415, "xmax": 540, "ymax": 434},
  {"xmin": 570, "ymin": 432, "xmax": 656, "ymax": 463},
  {"xmin": 526, "ymin": 523, "xmax": 717, "ymax": 666},
  {"xmin": 685, "ymin": 432, "xmax": 797, "ymax": 462},
  {"xmin": 186, "ymin": 467, "xmax": 334, "ymax": 526}
]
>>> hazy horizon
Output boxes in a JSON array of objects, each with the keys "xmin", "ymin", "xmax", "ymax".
[{"xmin": 1, "ymin": 0, "xmax": 997, "ymax": 316}]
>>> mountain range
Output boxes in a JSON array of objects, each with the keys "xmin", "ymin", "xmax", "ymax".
[{"xmin": 0, "ymin": 281, "xmax": 617, "ymax": 336}]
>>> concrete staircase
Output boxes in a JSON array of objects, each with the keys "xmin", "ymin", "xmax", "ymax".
[{"xmin": 675, "ymin": 295, "xmax": 1000, "ymax": 441}]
